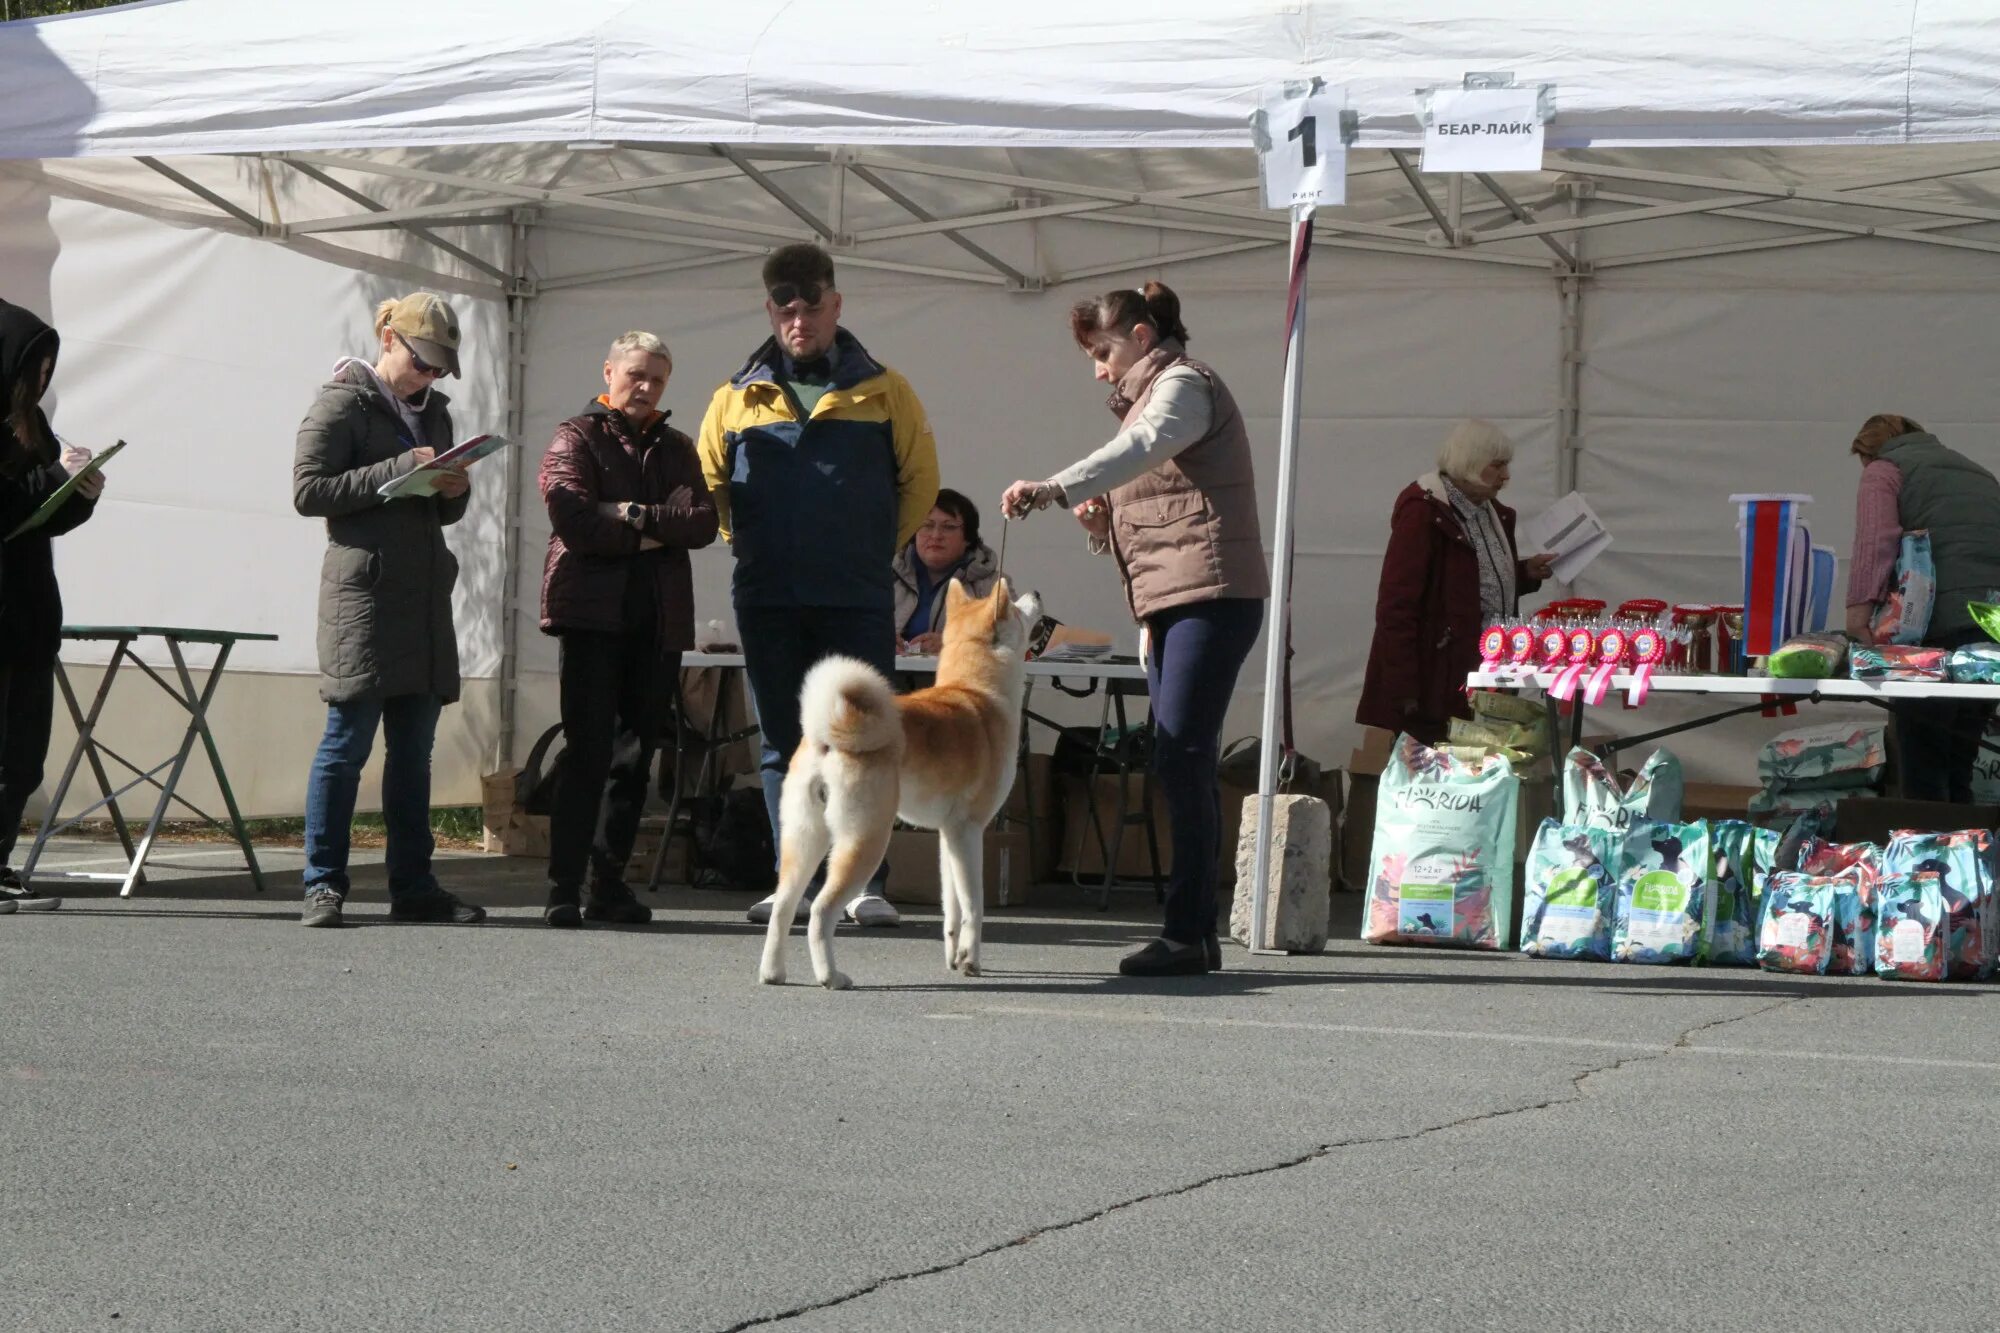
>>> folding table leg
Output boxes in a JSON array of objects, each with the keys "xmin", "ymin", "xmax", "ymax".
[
  {"xmin": 24, "ymin": 640, "xmax": 137, "ymax": 882},
  {"xmin": 172, "ymin": 642, "xmax": 266, "ymax": 894}
]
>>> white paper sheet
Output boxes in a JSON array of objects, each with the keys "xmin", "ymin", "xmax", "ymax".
[{"xmin": 1519, "ymin": 491, "xmax": 1613, "ymax": 584}]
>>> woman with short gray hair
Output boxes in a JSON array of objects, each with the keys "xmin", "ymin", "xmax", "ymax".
[{"xmin": 1356, "ymin": 418, "xmax": 1554, "ymax": 745}]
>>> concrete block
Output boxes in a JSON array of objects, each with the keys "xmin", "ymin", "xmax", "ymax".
[{"xmin": 1229, "ymin": 793, "xmax": 1332, "ymax": 953}]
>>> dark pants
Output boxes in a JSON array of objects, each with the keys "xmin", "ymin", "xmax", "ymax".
[
  {"xmin": 1145, "ymin": 597, "xmax": 1265, "ymax": 945},
  {"xmin": 549, "ymin": 629, "xmax": 676, "ymax": 893},
  {"xmin": 0, "ymin": 658, "xmax": 55, "ymax": 869},
  {"xmin": 1893, "ymin": 626, "xmax": 1997, "ymax": 803},
  {"xmin": 736, "ymin": 602, "xmax": 894, "ymax": 893},
  {"xmin": 303, "ymin": 694, "xmax": 442, "ymax": 900}
]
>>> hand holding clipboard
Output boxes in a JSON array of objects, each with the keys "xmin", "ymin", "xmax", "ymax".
[{"xmin": 6, "ymin": 438, "xmax": 123, "ymax": 541}]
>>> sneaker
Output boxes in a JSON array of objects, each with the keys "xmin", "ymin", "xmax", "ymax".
[
  {"xmin": 544, "ymin": 887, "xmax": 582, "ymax": 930},
  {"xmin": 747, "ymin": 891, "xmax": 810, "ymax": 926},
  {"xmin": 846, "ymin": 893, "xmax": 901, "ymax": 928},
  {"xmin": 584, "ymin": 882, "xmax": 652, "ymax": 926},
  {"xmin": 0, "ymin": 867, "xmax": 58, "ymax": 913},
  {"xmin": 300, "ymin": 887, "xmax": 344, "ymax": 928},
  {"xmin": 1118, "ymin": 937, "xmax": 1210, "ymax": 977},
  {"xmin": 388, "ymin": 888, "xmax": 486, "ymax": 924}
]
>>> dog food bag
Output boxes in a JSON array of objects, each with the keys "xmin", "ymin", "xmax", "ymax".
[
  {"xmin": 1882, "ymin": 829, "xmax": 1998, "ymax": 981},
  {"xmin": 1611, "ymin": 818, "xmax": 1709, "ymax": 965},
  {"xmin": 1757, "ymin": 872, "xmax": 1839, "ymax": 975},
  {"xmin": 1700, "ymin": 821, "xmax": 1765, "ymax": 965},
  {"xmin": 1766, "ymin": 632, "xmax": 1849, "ymax": 680},
  {"xmin": 1521, "ymin": 820, "xmax": 1619, "ymax": 960},
  {"xmin": 1563, "ymin": 747, "xmax": 1685, "ymax": 831},
  {"xmin": 1798, "ymin": 840, "xmax": 1885, "ymax": 974},
  {"xmin": 1363, "ymin": 736, "xmax": 1519, "ymax": 951},
  {"xmin": 1874, "ymin": 871, "xmax": 1949, "ymax": 982},
  {"xmin": 1870, "ymin": 531, "xmax": 1935, "ymax": 646},
  {"xmin": 1756, "ymin": 722, "xmax": 1888, "ymax": 791},
  {"xmin": 1947, "ymin": 643, "xmax": 2000, "ymax": 684},
  {"xmin": 1849, "ymin": 644, "xmax": 1949, "ymax": 683}
]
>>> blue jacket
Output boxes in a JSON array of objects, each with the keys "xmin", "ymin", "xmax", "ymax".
[{"xmin": 697, "ymin": 329, "xmax": 939, "ymax": 609}]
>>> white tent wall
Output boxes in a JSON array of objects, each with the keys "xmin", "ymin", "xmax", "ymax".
[{"xmin": 0, "ymin": 171, "xmax": 511, "ymax": 820}]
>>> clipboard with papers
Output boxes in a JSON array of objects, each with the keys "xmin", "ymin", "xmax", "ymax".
[
  {"xmin": 5, "ymin": 438, "xmax": 126, "ymax": 541},
  {"xmin": 376, "ymin": 433, "xmax": 510, "ymax": 500}
]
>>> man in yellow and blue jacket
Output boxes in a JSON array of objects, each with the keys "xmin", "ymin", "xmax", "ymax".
[{"xmin": 697, "ymin": 243, "xmax": 940, "ymax": 927}]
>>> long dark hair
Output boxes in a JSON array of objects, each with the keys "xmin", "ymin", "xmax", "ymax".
[
  {"xmin": 1068, "ymin": 280, "xmax": 1191, "ymax": 349},
  {"xmin": 5, "ymin": 353, "xmax": 55, "ymax": 471}
]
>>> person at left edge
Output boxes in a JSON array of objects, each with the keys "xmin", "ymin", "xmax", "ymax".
[
  {"xmin": 0, "ymin": 299, "xmax": 105, "ymax": 913},
  {"xmin": 538, "ymin": 331, "xmax": 718, "ymax": 928},
  {"xmin": 292, "ymin": 291, "xmax": 484, "ymax": 929}
]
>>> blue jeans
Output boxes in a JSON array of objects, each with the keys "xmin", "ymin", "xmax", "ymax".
[
  {"xmin": 1145, "ymin": 598, "xmax": 1265, "ymax": 945},
  {"xmin": 736, "ymin": 602, "xmax": 895, "ymax": 895},
  {"xmin": 303, "ymin": 694, "xmax": 442, "ymax": 901}
]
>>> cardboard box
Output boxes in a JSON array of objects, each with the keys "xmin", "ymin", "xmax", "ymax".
[
  {"xmin": 1680, "ymin": 782, "xmax": 1758, "ymax": 823},
  {"xmin": 881, "ymin": 827, "xmax": 1033, "ymax": 908},
  {"xmin": 1834, "ymin": 797, "xmax": 2000, "ymax": 846},
  {"xmin": 997, "ymin": 752, "xmax": 1061, "ymax": 880},
  {"xmin": 1054, "ymin": 772, "xmax": 1170, "ymax": 880}
]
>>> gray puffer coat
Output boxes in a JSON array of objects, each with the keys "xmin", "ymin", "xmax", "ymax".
[{"xmin": 293, "ymin": 362, "xmax": 469, "ymax": 704}]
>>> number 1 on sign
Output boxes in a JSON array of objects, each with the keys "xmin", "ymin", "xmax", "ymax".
[
  {"xmin": 1256, "ymin": 86, "xmax": 1345, "ymax": 209},
  {"xmin": 1287, "ymin": 114, "xmax": 1317, "ymax": 169}
]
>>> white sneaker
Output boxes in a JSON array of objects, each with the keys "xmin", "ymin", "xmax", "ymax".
[
  {"xmin": 846, "ymin": 893, "xmax": 901, "ymax": 928},
  {"xmin": 746, "ymin": 891, "xmax": 813, "ymax": 926}
]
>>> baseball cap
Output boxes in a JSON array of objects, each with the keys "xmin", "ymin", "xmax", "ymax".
[{"xmin": 382, "ymin": 292, "xmax": 461, "ymax": 378}]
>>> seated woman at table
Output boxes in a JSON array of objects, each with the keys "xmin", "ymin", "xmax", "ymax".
[
  {"xmin": 1843, "ymin": 412, "xmax": 2000, "ymax": 802},
  {"xmin": 1356, "ymin": 419, "xmax": 1554, "ymax": 747},
  {"xmin": 894, "ymin": 487, "xmax": 998, "ymax": 654},
  {"xmin": 0, "ymin": 300, "xmax": 105, "ymax": 914},
  {"xmin": 1000, "ymin": 281, "xmax": 1266, "ymax": 977}
]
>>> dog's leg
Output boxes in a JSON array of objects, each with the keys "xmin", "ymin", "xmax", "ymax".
[
  {"xmin": 808, "ymin": 829, "xmax": 892, "ymax": 991},
  {"xmin": 938, "ymin": 832, "xmax": 962, "ymax": 971},
  {"xmin": 940, "ymin": 821, "xmax": 985, "ymax": 976},
  {"xmin": 759, "ymin": 787, "xmax": 831, "ymax": 986}
]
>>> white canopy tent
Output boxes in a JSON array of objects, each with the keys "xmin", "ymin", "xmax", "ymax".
[{"xmin": 5, "ymin": 0, "xmax": 2000, "ymax": 817}]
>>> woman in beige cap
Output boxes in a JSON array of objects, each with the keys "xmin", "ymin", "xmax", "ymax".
[{"xmin": 290, "ymin": 292, "xmax": 483, "ymax": 929}]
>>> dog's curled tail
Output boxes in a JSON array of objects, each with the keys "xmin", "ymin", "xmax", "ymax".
[{"xmin": 800, "ymin": 656, "xmax": 900, "ymax": 754}]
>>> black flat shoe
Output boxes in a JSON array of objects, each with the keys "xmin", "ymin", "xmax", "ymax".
[
  {"xmin": 1204, "ymin": 934, "xmax": 1223, "ymax": 971},
  {"xmin": 1119, "ymin": 937, "xmax": 1211, "ymax": 977}
]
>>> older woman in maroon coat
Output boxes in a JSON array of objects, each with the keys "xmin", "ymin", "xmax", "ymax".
[
  {"xmin": 538, "ymin": 331, "xmax": 718, "ymax": 928},
  {"xmin": 1357, "ymin": 420, "xmax": 1553, "ymax": 745}
]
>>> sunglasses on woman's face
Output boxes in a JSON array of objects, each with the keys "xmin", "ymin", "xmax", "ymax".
[
  {"xmin": 766, "ymin": 282, "xmax": 826, "ymax": 310},
  {"xmin": 395, "ymin": 331, "xmax": 447, "ymax": 377}
]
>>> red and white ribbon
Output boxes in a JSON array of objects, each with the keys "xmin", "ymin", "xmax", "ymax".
[
  {"xmin": 1479, "ymin": 625, "xmax": 1507, "ymax": 676},
  {"xmin": 1548, "ymin": 628, "xmax": 1597, "ymax": 702},
  {"xmin": 1625, "ymin": 626, "xmax": 1666, "ymax": 707},
  {"xmin": 1584, "ymin": 628, "xmax": 1628, "ymax": 706}
]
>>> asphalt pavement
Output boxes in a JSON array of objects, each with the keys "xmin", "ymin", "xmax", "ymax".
[{"xmin": 6, "ymin": 838, "xmax": 1999, "ymax": 1332}]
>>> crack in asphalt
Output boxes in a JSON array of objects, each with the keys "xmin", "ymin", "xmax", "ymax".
[{"xmin": 717, "ymin": 995, "xmax": 1806, "ymax": 1332}]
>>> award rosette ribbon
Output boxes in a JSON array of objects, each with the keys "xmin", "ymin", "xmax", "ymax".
[
  {"xmin": 1504, "ymin": 624, "xmax": 1536, "ymax": 678},
  {"xmin": 1584, "ymin": 627, "xmax": 1628, "ymax": 706},
  {"xmin": 1625, "ymin": 625, "xmax": 1666, "ymax": 706},
  {"xmin": 1479, "ymin": 625, "xmax": 1508, "ymax": 676},
  {"xmin": 1548, "ymin": 627, "xmax": 1598, "ymax": 702},
  {"xmin": 1536, "ymin": 625, "xmax": 1569, "ymax": 678}
]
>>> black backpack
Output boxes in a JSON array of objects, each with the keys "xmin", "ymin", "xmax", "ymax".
[
  {"xmin": 518, "ymin": 724, "xmax": 567, "ymax": 816},
  {"xmin": 697, "ymin": 787, "xmax": 777, "ymax": 891}
]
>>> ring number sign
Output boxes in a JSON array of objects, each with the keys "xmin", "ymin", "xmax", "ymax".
[{"xmin": 1255, "ymin": 84, "xmax": 1347, "ymax": 210}]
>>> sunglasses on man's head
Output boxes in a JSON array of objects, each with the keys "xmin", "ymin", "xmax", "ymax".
[
  {"xmin": 394, "ymin": 331, "xmax": 447, "ymax": 377},
  {"xmin": 767, "ymin": 282, "xmax": 826, "ymax": 309}
]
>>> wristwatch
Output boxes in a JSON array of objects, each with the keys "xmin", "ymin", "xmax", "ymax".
[{"xmin": 623, "ymin": 503, "xmax": 646, "ymax": 530}]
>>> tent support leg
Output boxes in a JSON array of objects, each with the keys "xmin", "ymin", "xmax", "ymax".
[
  {"xmin": 1247, "ymin": 205, "xmax": 1314, "ymax": 956},
  {"xmin": 495, "ymin": 209, "xmax": 534, "ymax": 776}
]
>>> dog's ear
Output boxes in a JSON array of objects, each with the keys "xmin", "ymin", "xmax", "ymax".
[
  {"xmin": 944, "ymin": 578, "xmax": 969, "ymax": 617},
  {"xmin": 989, "ymin": 575, "xmax": 1011, "ymax": 606}
]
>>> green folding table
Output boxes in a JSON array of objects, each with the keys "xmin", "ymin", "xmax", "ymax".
[{"xmin": 24, "ymin": 626, "xmax": 277, "ymax": 896}]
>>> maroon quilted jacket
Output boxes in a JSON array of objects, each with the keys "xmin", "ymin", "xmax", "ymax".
[{"xmin": 538, "ymin": 399, "xmax": 719, "ymax": 651}]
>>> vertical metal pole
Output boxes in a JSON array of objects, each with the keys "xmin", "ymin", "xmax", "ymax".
[
  {"xmin": 1247, "ymin": 205, "xmax": 1314, "ymax": 955},
  {"xmin": 495, "ymin": 209, "xmax": 533, "ymax": 772}
]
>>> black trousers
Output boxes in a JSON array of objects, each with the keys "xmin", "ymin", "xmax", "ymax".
[
  {"xmin": 1892, "ymin": 626, "xmax": 1997, "ymax": 803},
  {"xmin": 0, "ymin": 658, "xmax": 55, "ymax": 869},
  {"xmin": 548, "ymin": 629, "xmax": 676, "ymax": 893}
]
